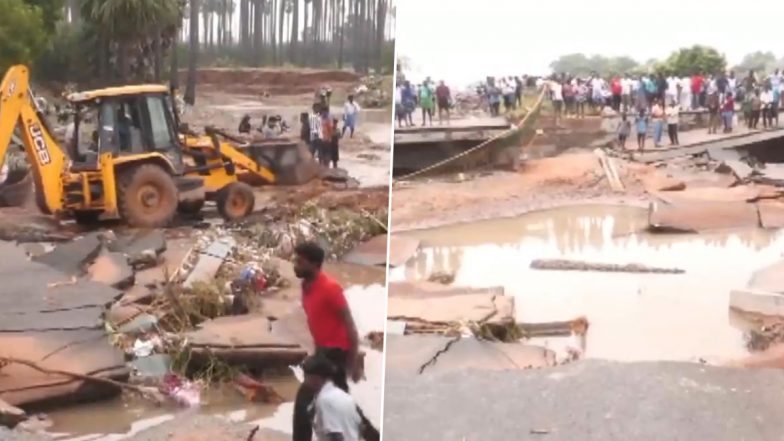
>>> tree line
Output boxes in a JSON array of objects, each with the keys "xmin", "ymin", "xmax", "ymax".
[
  {"xmin": 2, "ymin": 0, "xmax": 395, "ymax": 104},
  {"xmin": 549, "ymin": 46, "xmax": 784, "ymax": 78}
]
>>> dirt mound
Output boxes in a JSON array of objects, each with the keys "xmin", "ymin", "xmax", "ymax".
[{"xmin": 181, "ymin": 68, "xmax": 360, "ymax": 95}]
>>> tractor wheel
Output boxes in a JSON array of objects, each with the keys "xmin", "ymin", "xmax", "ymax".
[
  {"xmin": 117, "ymin": 164, "xmax": 178, "ymax": 228},
  {"xmin": 216, "ymin": 182, "xmax": 255, "ymax": 221},
  {"xmin": 177, "ymin": 198, "xmax": 205, "ymax": 215}
]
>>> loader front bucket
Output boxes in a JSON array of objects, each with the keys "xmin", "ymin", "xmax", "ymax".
[{"xmin": 243, "ymin": 139, "xmax": 319, "ymax": 186}]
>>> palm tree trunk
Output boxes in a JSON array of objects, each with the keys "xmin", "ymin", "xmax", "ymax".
[
  {"xmin": 240, "ymin": 0, "xmax": 249, "ymax": 52},
  {"xmin": 277, "ymin": 0, "xmax": 285, "ymax": 65},
  {"xmin": 185, "ymin": 0, "xmax": 200, "ymax": 105},
  {"xmin": 253, "ymin": 0, "xmax": 263, "ymax": 65},
  {"xmin": 303, "ymin": 0, "xmax": 309, "ymax": 64},
  {"xmin": 337, "ymin": 0, "xmax": 344, "ymax": 69},
  {"xmin": 154, "ymin": 30, "xmax": 163, "ymax": 82},
  {"xmin": 290, "ymin": 0, "xmax": 299, "ymax": 63}
]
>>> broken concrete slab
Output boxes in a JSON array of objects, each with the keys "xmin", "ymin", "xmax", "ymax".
[
  {"xmin": 88, "ymin": 251, "xmax": 134, "ymax": 289},
  {"xmin": 109, "ymin": 230, "xmax": 167, "ymax": 267},
  {"xmin": 388, "ymin": 281, "xmax": 504, "ymax": 299},
  {"xmin": 758, "ymin": 201, "xmax": 784, "ymax": 229},
  {"xmin": 183, "ymin": 237, "xmax": 236, "ymax": 288},
  {"xmin": 32, "ymin": 232, "xmax": 103, "ymax": 275},
  {"xmin": 0, "ymin": 242, "xmax": 122, "ymax": 314},
  {"xmin": 0, "ymin": 306, "xmax": 105, "ymax": 332},
  {"xmin": 384, "ymin": 334, "xmax": 457, "ymax": 379},
  {"xmin": 342, "ymin": 234, "xmax": 387, "ymax": 267},
  {"xmin": 185, "ymin": 314, "xmax": 307, "ymax": 368},
  {"xmin": 652, "ymin": 185, "xmax": 779, "ymax": 205},
  {"xmin": 648, "ymin": 201, "xmax": 760, "ymax": 232},
  {"xmin": 106, "ymin": 303, "xmax": 148, "ymax": 328},
  {"xmin": 387, "ymin": 293, "xmax": 510, "ymax": 330},
  {"xmin": 343, "ymin": 234, "xmax": 419, "ymax": 268},
  {"xmin": 423, "ymin": 339, "xmax": 556, "ymax": 375},
  {"xmin": 0, "ymin": 329, "xmax": 128, "ymax": 407},
  {"xmin": 717, "ymin": 160, "xmax": 754, "ymax": 180},
  {"xmin": 748, "ymin": 260, "xmax": 784, "ymax": 294},
  {"xmin": 0, "ymin": 398, "xmax": 26, "ymax": 428},
  {"xmin": 730, "ymin": 289, "xmax": 784, "ymax": 316}
]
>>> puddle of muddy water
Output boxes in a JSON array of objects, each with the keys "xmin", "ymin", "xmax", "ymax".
[
  {"xmin": 390, "ymin": 204, "xmax": 784, "ymax": 362},
  {"xmin": 44, "ymin": 263, "xmax": 385, "ymax": 441}
]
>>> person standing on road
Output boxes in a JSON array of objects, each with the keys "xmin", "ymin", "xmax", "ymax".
[
  {"xmin": 419, "ymin": 82, "xmax": 435, "ymax": 126},
  {"xmin": 309, "ymin": 104, "xmax": 323, "ymax": 157},
  {"xmin": 722, "ymin": 92, "xmax": 735, "ymax": 133},
  {"xmin": 707, "ymin": 88, "xmax": 721, "ymax": 134},
  {"xmin": 402, "ymin": 81, "xmax": 416, "ymax": 126},
  {"xmin": 616, "ymin": 113, "xmax": 631, "ymax": 150},
  {"xmin": 666, "ymin": 100, "xmax": 680, "ymax": 145},
  {"xmin": 319, "ymin": 108, "xmax": 334, "ymax": 166},
  {"xmin": 761, "ymin": 85, "xmax": 774, "ymax": 128},
  {"xmin": 574, "ymin": 79, "xmax": 588, "ymax": 119},
  {"xmin": 750, "ymin": 89, "xmax": 762, "ymax": 129},
  {"xmin": 635, "ymin": 109, "xmax": 648, "ymax": 151},
  {"xmin": 292, "ymin": 242, "xmax": 377, "ymax": 441},
  {"xmin": 342, "ymin": 95, "xmax": 361, "ymax": 138},
  {"xmin": 610, "ymin": 75, "xmax": 622, "ymax": 111},
  {"xmin": 435, "ymin": 80, "xmax": 452, "ymax": 125},
  {"xmin": 549, "ymin": 79, "xmax": 564, "ymax": 124},
  {"xmin": 650, "ymin": 98, "xmax": 665, "ymax": 148},
  {"xmin": 302, "ymin": 355, "xmax": 362, "ymax": 441}
]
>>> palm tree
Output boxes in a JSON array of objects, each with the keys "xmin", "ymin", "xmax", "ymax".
[
  {"xmin": 289, "ymin": 0, "xmax": 299, "ymax": 63},
  {"xmin": 184, "ymin": 0, "xmax": 199, "ymax": 104},
  {"xmin": 83, "ymin": 0, "xmax": 180, "ymax": 81}
]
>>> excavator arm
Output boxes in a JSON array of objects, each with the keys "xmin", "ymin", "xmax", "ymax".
[{"xmin": 0, "ymin": 66, "xmax": 68, "ymax": 214}]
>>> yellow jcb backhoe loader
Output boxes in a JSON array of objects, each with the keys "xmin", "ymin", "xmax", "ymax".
[{"xmin": 0, "ymin": 65, "xmax": 211, "ymax": 228}]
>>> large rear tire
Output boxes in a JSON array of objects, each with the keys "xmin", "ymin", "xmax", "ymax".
[
  {"xmin": 117, "ymin": 164, "xmax": 178, "ymax": 228},
  {"xmin": 216, "ymin": 182, "xmax": 255, "ymax": 221}
]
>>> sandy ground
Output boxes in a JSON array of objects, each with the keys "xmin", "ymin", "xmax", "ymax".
[{"xmin": 391, "ymin": 151, "xmax": 653, "ymax": 231}]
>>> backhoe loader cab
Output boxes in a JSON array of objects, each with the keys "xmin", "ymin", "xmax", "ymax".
[{"xmin": 0, "ymin": 65, "xmax": 204, "ymax": 228}]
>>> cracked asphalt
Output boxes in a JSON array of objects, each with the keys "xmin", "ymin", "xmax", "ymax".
[{"xmin": 383, "ymin": 360, "xmax": 784, "ymax": 441}]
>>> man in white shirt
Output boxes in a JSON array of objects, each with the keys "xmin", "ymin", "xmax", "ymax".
[
  {"xmin": 342, "ymin": 95, "xmax": 361, "ymax": 138},
  {"xmin": 621, "ymin": 75, "xmax": 633, "ymax": 113},
  {"xmin": 303, "ymin": 356, "xmax": 362, "ymax": 441},
  {"xmin": 308, "ymin": 104, "xmax": 323, "ymax": 157},
  {"xmin": 666, "ymin": 76, "xmax": 679, "ymax": 104},
  {"xmin": 549, "ymin": 80, "xmax": 564, "ymax": 121}
]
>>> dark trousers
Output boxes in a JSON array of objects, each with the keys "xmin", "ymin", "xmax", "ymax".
[
  {"xmin": 668, "ymin": 123, "xmax": 679, "ymax": 145},
  {"xmin": 751, "ymin": 110, "xmax": 761, "ymax": 129},
  {"xmin": 293, "ymin": 348, "xmax": 379, "ymax": 441}
]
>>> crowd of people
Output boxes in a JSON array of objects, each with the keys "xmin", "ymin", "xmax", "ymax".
[
  {"xmin": 394, "ymin": 78, "xmax": 454, "ymax": 127},
  {"xmin": 543, "ymin": 69, "xmax": 784, "ymax": 151},
  {"xmin": 299, "ymin": 90, "xmax": 362, "ymax": 169}
]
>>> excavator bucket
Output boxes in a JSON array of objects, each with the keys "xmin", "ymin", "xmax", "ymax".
[
  {"xmin": 241, "ymin": 139, "xmax": 319, "ymax": 186},
  {"xmin": 0, "ymin": 135, "xmax": 33, "ymax": 208}
]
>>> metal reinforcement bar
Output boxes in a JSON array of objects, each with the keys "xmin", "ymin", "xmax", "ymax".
[{"xmin": 393, "ymin": 89, "xmax": 547, "ymax": 183}]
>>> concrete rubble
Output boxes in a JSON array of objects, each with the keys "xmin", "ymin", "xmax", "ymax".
[{"xmin": 0, "ymin": 191, "xmax": 387, "ymax": 431}]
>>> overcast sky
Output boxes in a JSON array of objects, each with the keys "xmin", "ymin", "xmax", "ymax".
[{"xmin": 396, "ymin": 0, "xmax": 784, "ymax": 86}]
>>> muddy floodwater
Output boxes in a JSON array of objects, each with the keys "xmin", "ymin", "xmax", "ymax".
[
  {"xmin": 389, "ymin": 204, "xmax": 784, "ymax": 362},
  {"xmin": 41, "ymin": 263, "xmax": 385, "ymax": 441}
]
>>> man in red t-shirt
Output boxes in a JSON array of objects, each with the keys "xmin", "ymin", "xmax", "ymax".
[
  {"xmin": 691, "ymin": 73, "xmax": 704, "ymax": 109},
  {"xmin": 611, "ymin": 76, "xmax": 622, "ymax": 111},
  {"xmin": 435, "ymin": 80, "xmax": 452, "ymax": 125},
  {"xmin": 292, "ymin": 241, "xmax": 374, "ymax": 441}
]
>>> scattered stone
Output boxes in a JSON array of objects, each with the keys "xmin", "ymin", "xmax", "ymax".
[
  {"xmin": 118, "ymin": 313, "xmax": 159, "ymax": 334},
  {"xmin": 640, "ymin": 172, "xmax": 686, "ymax": 193},
  {"xmin": 88, "ymin": 251, "xmax": 135, "ymax": 289},
  {"xmin": 427, "ymin": 271, "xmax": 456, "ymax": 284},
  {"xmin": 530, "ymin": 259, "xmax": 685, "ymax": 274},
  {"xmin": 320, "ymin": 167, "xmax": 350, "ymax": 182},
  {"xmin": 366, "ymin": 331, "xmax": 384, "ymax": 351},
  {"xmin": 0, "ymin": 398, "xmax": 26, "ymax": 428}
]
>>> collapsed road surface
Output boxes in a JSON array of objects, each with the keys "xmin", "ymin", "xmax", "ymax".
[
  {"xmin": 0, "ymin": 178, "xmax": 389, "ymax": 439},
  {"xmin": 384, "ymin": 101, "xmax": 784, "ymax": 439}
]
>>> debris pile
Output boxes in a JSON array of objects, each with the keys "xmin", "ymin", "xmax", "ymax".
[{"xmin": 354, "ymin": 75, "xmax": 390, "ymax": 108}]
